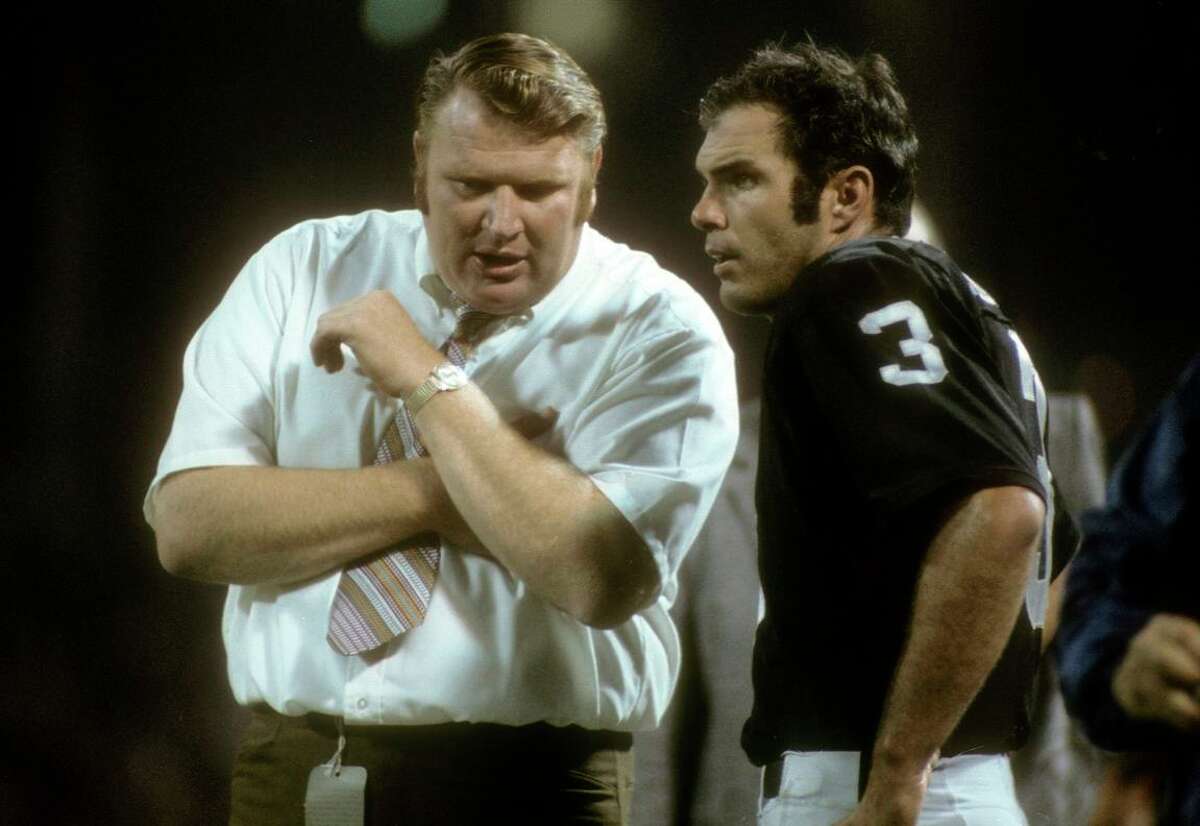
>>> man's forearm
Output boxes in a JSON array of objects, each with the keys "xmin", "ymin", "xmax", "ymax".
[
  {"xmin": 870, "ymin": 487, "xmax": 1044, "ymax": 784},
  {"xmin": 413, "ymin": 382, "xmax": 660, "ymax": 628},
  {"xmin": 150, "ymin": 460, "xmax": 455, "ymax": 586}
]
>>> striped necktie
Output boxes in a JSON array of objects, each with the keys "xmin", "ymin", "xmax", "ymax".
[{"xmin": 327, "ymin": 305, "xmax": 493, "ymax": 655}]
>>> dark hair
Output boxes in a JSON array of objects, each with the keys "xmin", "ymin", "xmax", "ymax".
[
  {"xmin": 699, "ymin": 42, "xmax": 918, "ymax": 234},
  {"xmin": 416, "ymin": 32, "xmax": 606, "ymax": 156}
]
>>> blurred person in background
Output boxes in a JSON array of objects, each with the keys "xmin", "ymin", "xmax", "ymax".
[{"xmin": 1057, "ymin": 356, "xmax": 1199, "ymax": 825}]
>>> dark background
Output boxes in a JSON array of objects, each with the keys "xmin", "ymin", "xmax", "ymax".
[{"xmin": 9, "ymin": 1, "xmax": 1193, "ymax": 822}]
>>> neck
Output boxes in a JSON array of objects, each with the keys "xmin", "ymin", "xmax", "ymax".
[{"xmin": 823, "ymin": 216, "xmax": 888, "ymax": 256}]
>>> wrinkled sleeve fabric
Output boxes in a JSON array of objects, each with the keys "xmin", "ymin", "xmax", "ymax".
[
  {"xmin": 569, "ymin": 293, "xmax": 739, "ymax": 598},
  {"xmin": 143, "ymin": 229, "xmax": 298, "ymax": 517},
  {"xmin": 1057, "ymin": 356, "xmax": 1199, "ymax": 750}
]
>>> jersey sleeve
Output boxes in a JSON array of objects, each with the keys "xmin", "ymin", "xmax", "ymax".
[
  {"xmin": 143, "ymin": 230, "xmax": 298, "ymax": 518},
  {"xmin": 781, "ymin": 252, "xmax": 1045, "ymax": 517}
]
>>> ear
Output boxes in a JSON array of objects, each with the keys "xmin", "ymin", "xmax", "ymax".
[
  {"xmin": 588, "ymin": 145, "xmax": 603, "ymax": 215},
  {"xmin": 827, "ymin": 165, "xmax": 875, "ymax": 233},
  {"xmin": 412, "ymin": 131, "xmax": 429, "ymax": 214},
  {"xmin": 576, "ymin": 145, "xmax": 603, "ymax": 224}
]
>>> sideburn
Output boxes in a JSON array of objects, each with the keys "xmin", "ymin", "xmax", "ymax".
[
  {"xmin": 575, "ymin": 178, "xmax": 596, "ymax": 226},
  {"xmin": 790, "ymin": 173, "xmax": 821, "ymax": 224},
  {"xmin": 413, "ymin": 165, "xmax": 429, "ymax": 214}
]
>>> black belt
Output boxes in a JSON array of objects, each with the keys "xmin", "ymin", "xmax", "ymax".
[{"xmin": 762, "ymin": 751, "xmax": 873, "ymax": 800}]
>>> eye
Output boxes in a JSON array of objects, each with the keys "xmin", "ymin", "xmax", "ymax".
[
  {"xmin": 712, "ymin": 169, "xmax": 759, "ymax": 193},
  {"xmin": 516, "ymin": 183, "xmax": 562, "ymax": 201},
  {"xmin": 450, "ymin": 178, "xmax": 490, "ymax": 197},
  {"xmin": 732, "ymin": 173, "xmax": 757, "ymax": 191}
]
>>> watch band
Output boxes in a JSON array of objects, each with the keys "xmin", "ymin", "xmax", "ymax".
[{"xmin": 405, "ymin": 361, "xmax": 467, "ymax": 417}]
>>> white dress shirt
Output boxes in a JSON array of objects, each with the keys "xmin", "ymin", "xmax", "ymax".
[{"xmin": 146, "ymin": 209, "xmax": 738, "ymax": 731}]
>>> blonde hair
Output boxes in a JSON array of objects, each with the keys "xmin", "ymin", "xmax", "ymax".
[{"xmin": 416, "ymin": 32, "xmax": 606, "ymax": 156}]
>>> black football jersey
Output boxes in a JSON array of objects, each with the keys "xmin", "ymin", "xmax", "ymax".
[{"xmin": 743, "ymin": 237, "xmax": 1068, "ymax": 766}]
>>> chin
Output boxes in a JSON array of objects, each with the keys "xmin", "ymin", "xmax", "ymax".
[
  {"xmin": 463, "ymin": 292, "xmax": 518, "ymax": 315},
  {"xmin": 468, "ymin": 280, "xmax": 538, "ymax": 315},
  {"xmin": 719, "ymin": 281, "xmax": 776, "ymax": 317}
]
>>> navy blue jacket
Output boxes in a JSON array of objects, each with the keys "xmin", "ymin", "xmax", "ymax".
[{"xmin": 1057, "ymin": 356, "xmax": 1199, "ymax": 825}]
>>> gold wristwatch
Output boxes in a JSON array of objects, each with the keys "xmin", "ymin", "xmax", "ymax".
[{"xmin": 405, "ymin": 361, "xmax": 468, "ymax": 417}]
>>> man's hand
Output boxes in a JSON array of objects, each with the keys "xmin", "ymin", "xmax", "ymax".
[
  {"xmin": 1112, "ymin": 613, "xmax": 1200, "ymax": 732},
  {"xmin": 311, "ymin": 291, "xmax": 441, "ymax": 398},
  {"xmin": 391, "ymin": 455, "xmax": 481, "ymax": 556},
  {"xmin": 833, "ymin": 758, "xmax": 933, "ymax": 826}
]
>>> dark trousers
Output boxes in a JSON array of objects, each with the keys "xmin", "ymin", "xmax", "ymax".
[{"xmin": 230, "ymin": 706, "xmax": 634, "ymax": 825}]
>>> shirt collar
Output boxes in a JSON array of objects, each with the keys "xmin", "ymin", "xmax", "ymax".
[{"xmin": 413, "ymin": 222, "xmax": 448, "ymax": 304}]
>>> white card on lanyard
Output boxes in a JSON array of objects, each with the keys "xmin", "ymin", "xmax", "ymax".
[{"xmin": 304, "ymin": 718, "xmax": 366, "ymax": 826}]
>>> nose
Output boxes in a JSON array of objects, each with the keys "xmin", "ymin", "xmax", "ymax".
[
  {"xmin": 691, "ymin": 187, "xmax": 726, "ymax": 233},
  {"xmin": 484, "ymin": 186, "xmax": 523, "ymax": 241}
]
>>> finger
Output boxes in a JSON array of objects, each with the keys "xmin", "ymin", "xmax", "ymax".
[
  {"xmin": 1145, "ymin": 636, "xmax": 1200, "ymax": 686},
  {"xmin": 1161, "ymin": 614, "xmax": 1200, "ymax": 661},
  {"xmin": 1120, "ymin": 663, "xmax": 1199, "ymax": 726},
  {"xmin": 1163, "ymin": 687, "xmax": 1200, "ymax": 732},
  {"xmin": 310, "ymin": 302, "xmax": 358, "ymax": 364},
  {"xmin": 338, "ymin": 342, "xmax": 360, "ymax": 368},
  {"xmin": 310, "ymin": 308, "xmax": 360, "ymax": 370},
  {"xmin": 1114, "ymin": 663, "xmax": 1159, "ymax": 718},
  {"xmin": 313, "ymin": 340, "xmax": 344, "ymax": 372},
  {"xmin": 310, "ymin": 328, "xmax": 345, "ymax": 372}
]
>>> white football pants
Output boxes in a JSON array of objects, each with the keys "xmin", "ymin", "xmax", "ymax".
[{"xmin": 758, "ymin": 751, "xmax": 1028, "ymax": 826}]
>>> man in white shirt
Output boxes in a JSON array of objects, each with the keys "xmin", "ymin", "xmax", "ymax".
[{"xmin": 146, "ymin": 33, "xmax": 737, "ymax": 825}]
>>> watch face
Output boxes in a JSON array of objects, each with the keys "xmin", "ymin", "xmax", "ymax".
[{"xmin": 432, "ymin": 362, "xmax": 467, "ymax": 390}]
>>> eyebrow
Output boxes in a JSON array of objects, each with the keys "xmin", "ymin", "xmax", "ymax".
[
  {"xmin": 445, "ymin": 169, "xmax": 571, "ymax": 189},
  {"xmin": 697, "ymin": 157, "xmax": 761, "ymax": 179}
]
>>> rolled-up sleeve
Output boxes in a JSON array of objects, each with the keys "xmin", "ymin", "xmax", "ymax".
[
  {"xmin": 143, "ymin": 233, "xmax": 295, "ymax": 519},
  {"xmin": 567, "ymin": 298, "xmax": 739, "ymax": 598}
]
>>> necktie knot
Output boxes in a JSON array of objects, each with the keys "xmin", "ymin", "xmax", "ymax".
[
  {"xmin": 445, "ymin": 305, "xmax": 496, "ymax": 366},
  {"xmin": 452, "ymin": 305, "xmax": 495, "ymax": 347}
]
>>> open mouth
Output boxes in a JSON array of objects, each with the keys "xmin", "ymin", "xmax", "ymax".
[
  {"xmin": 474, "ymin": 251, "xmax": 527, "ymax": 277},
  {"xmin": 708, "ymin": 249, "xmax": 739, "ymax": 277}
]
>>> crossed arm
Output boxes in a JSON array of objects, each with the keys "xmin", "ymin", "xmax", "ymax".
[
  {"xmin": 151, "ymin": 459, "xmax": 466, "ymax": 586},
  {"xmin": 150, "ymin": 290, "xmax": 660, "ymax": 628}
]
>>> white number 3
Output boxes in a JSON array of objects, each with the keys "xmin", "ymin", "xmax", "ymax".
[{"xmin": 857, "ymin": 300, "xmax": 948, "ymax": 386}]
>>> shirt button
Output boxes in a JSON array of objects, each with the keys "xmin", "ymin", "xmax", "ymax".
[{"xmin": 356, "ymin": 698, "xmax": 368, "ymax": 710}]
